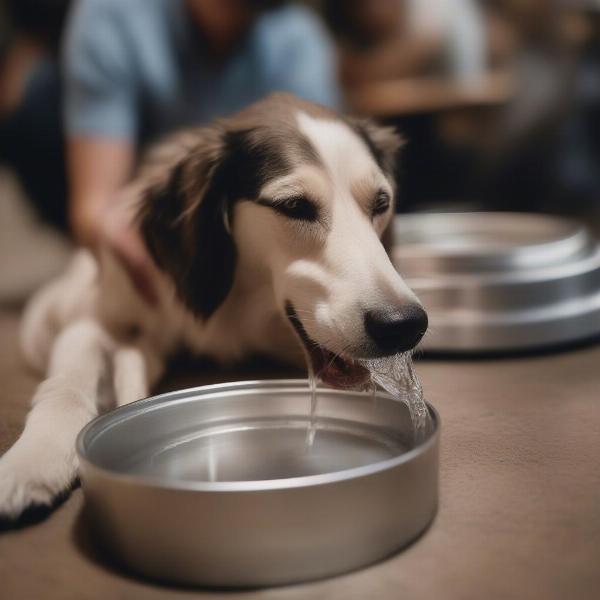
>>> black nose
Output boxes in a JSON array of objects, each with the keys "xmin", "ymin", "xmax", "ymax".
[{"xmin": 364, "ymin": 304, "xmax": 428, "ymax": 354}]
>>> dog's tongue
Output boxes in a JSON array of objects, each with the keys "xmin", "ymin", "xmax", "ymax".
[
  {"xmin": 309, "ymin": 346, "xmax": 371, "ymax": 390},
  {"xmin": 284, "ymin": 303, "xmax": 371, "ymax": 390}
]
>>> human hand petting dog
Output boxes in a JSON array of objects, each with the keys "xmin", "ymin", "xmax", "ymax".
[
  {"xmin": 73, "ymin": 189, "xmax": 159, "ymax": 306},
  {"xmin": 95, "ymin": 195, "xmax": 159, "ymax": 306},
  {"xmin": 67, "ymin": 138, "xmax": 159, "ymax": 306}
]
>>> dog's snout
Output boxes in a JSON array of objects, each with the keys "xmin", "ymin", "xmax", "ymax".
[{"xmin": 364, "ymin": 304, "xmax": 428, "ymax": 354}]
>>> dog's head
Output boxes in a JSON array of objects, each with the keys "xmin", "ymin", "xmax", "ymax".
[{"xmin": 140, "ymin": 93, "xmax": 427, "ymax": 387}]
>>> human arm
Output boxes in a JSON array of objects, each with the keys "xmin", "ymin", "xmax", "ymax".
[
  {"xmin": 67, "ymin": 137, "xmax": 133, "ymax": 246},
  {"xmin": 62, "ymin": 1, "xmax": 157, "ymax": 301}
]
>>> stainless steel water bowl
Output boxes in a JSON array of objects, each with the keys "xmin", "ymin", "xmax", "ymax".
[
  {"xmin": 77, "ymin": 380, "xmax": 439, "ymax": 588},
  {"xmin": 392, "ymin": 212, "xmax": 600, "ymax": 352}
]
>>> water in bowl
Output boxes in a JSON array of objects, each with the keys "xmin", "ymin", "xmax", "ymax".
[{"xmin": 125, "ymin": 417, "xmax": 408, "ymax": 483}]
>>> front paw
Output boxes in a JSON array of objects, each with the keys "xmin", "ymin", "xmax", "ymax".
[{"xmin": 0, "ymin": 455, "xmax": 75, "ymax": 520}]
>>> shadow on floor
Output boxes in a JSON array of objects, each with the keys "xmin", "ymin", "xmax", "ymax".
[{"xmin": 0, "ymin": 487, "xmax": 72, "ymax": 533}]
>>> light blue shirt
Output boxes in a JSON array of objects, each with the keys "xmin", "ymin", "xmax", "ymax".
[{"xmin": 63, "ymin": 0, "xmax": 340, "ymax": 144}]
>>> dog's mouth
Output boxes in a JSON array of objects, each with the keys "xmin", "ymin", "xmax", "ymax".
[{"xmin": 285, "ymin": 302, "xmax": 370, "ymax": 390}]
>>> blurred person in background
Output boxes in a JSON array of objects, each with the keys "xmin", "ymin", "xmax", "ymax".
[
  {"xmin": 323, "ymin": 0, "xmax": 488, "ymax": 88},
  {"xmin": 406, "ymin": 0, "xmax": 487, "ymax": 82},
  {"xmin": 0, "ymin": 0, "xmax": 71, "ymax": 230},
  {"xmin": 66, "ymin": 0, "xmax": 338, "ymax": 300},
  {"xmin": 486, "ymin": 0, "xmax": 574, "ymax": 148},
  {"xmin": 554, "ymin": 1, "xmax": 600, "ymax": 212},
  {"xmin": 2, "ymin": 0, "xmax": 339, "ymax": 300},
  {"xmin": 480, "ymin": 0, "xmax": 600, "ymax": 214}
]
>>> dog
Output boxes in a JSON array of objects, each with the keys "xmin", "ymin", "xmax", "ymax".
[{"xmin": 0, "ymin": 93, "xmax": 427, "ymax": 519}]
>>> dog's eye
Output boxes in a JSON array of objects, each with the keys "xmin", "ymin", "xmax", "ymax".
[
  {"xmin": 372, "ymin": 191, "xmax": 391, "ymax": 217},
  {"xmin": 272, "ymin": 196, "xmax": 318, "ymax": 221}
]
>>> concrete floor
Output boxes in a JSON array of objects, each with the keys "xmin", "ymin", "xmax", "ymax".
[{"xmin": 1, "ymin": 173, "xmax": 599, "ymax": 599}]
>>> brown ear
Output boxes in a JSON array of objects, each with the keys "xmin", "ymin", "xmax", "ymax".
[
  {"xmin": 138, "ymin": 128, "xmax": 238, "ymax": 320},
  {"xmin": 347, "ymin": 118, "xmax": 405, "ymax": 178},
  {"xmin": 348, "ymin": 118, "xmax": 404, "ymax": 252}
]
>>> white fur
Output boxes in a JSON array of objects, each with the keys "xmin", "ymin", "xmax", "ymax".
[
  {"xmin": 287, "ymin": 113, "xmax": 419, "ymax": 357},
  {"xmin": 0, "ymin": 110, "xmax": 420, "ymax": 518}
]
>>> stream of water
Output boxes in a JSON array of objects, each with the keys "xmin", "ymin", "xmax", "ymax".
[
  {"xmin": 360, "ymin": 353, "xmax": 430, "ymax": 443},
  {"xmin": 305, "ymin": 352, "xmax": 430, "ymax": 448}
]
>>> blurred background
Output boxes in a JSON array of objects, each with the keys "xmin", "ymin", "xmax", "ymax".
[{"xmin": 0, "ymin": 0, "xmax": 599, "ymax": 302}]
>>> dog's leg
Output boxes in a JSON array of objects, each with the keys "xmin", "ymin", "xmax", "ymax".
[
  {"xmin": 20, "ymin": 250, "xmax": 97, "ymax": 374},
  {"xmin": 0, "ymin": 319, "xmax": 113, "ymax": 519},
  {"xmin": 112, "ymin": 344, "xmax": 164, "ymax": 407}
]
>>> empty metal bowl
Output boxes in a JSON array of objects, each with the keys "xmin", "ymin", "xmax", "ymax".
[
  {"xmin": 392, "ymin": 212, "xmax": 600, "ymax": 352},
  {"xmin": 77, "ymin": 380, "xmax": 440, "ymax": 587}
]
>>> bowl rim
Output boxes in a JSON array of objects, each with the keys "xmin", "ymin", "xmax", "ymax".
[{"xmin": 76, "ymin": 379, "xmax": 440, "ymax": 493}]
